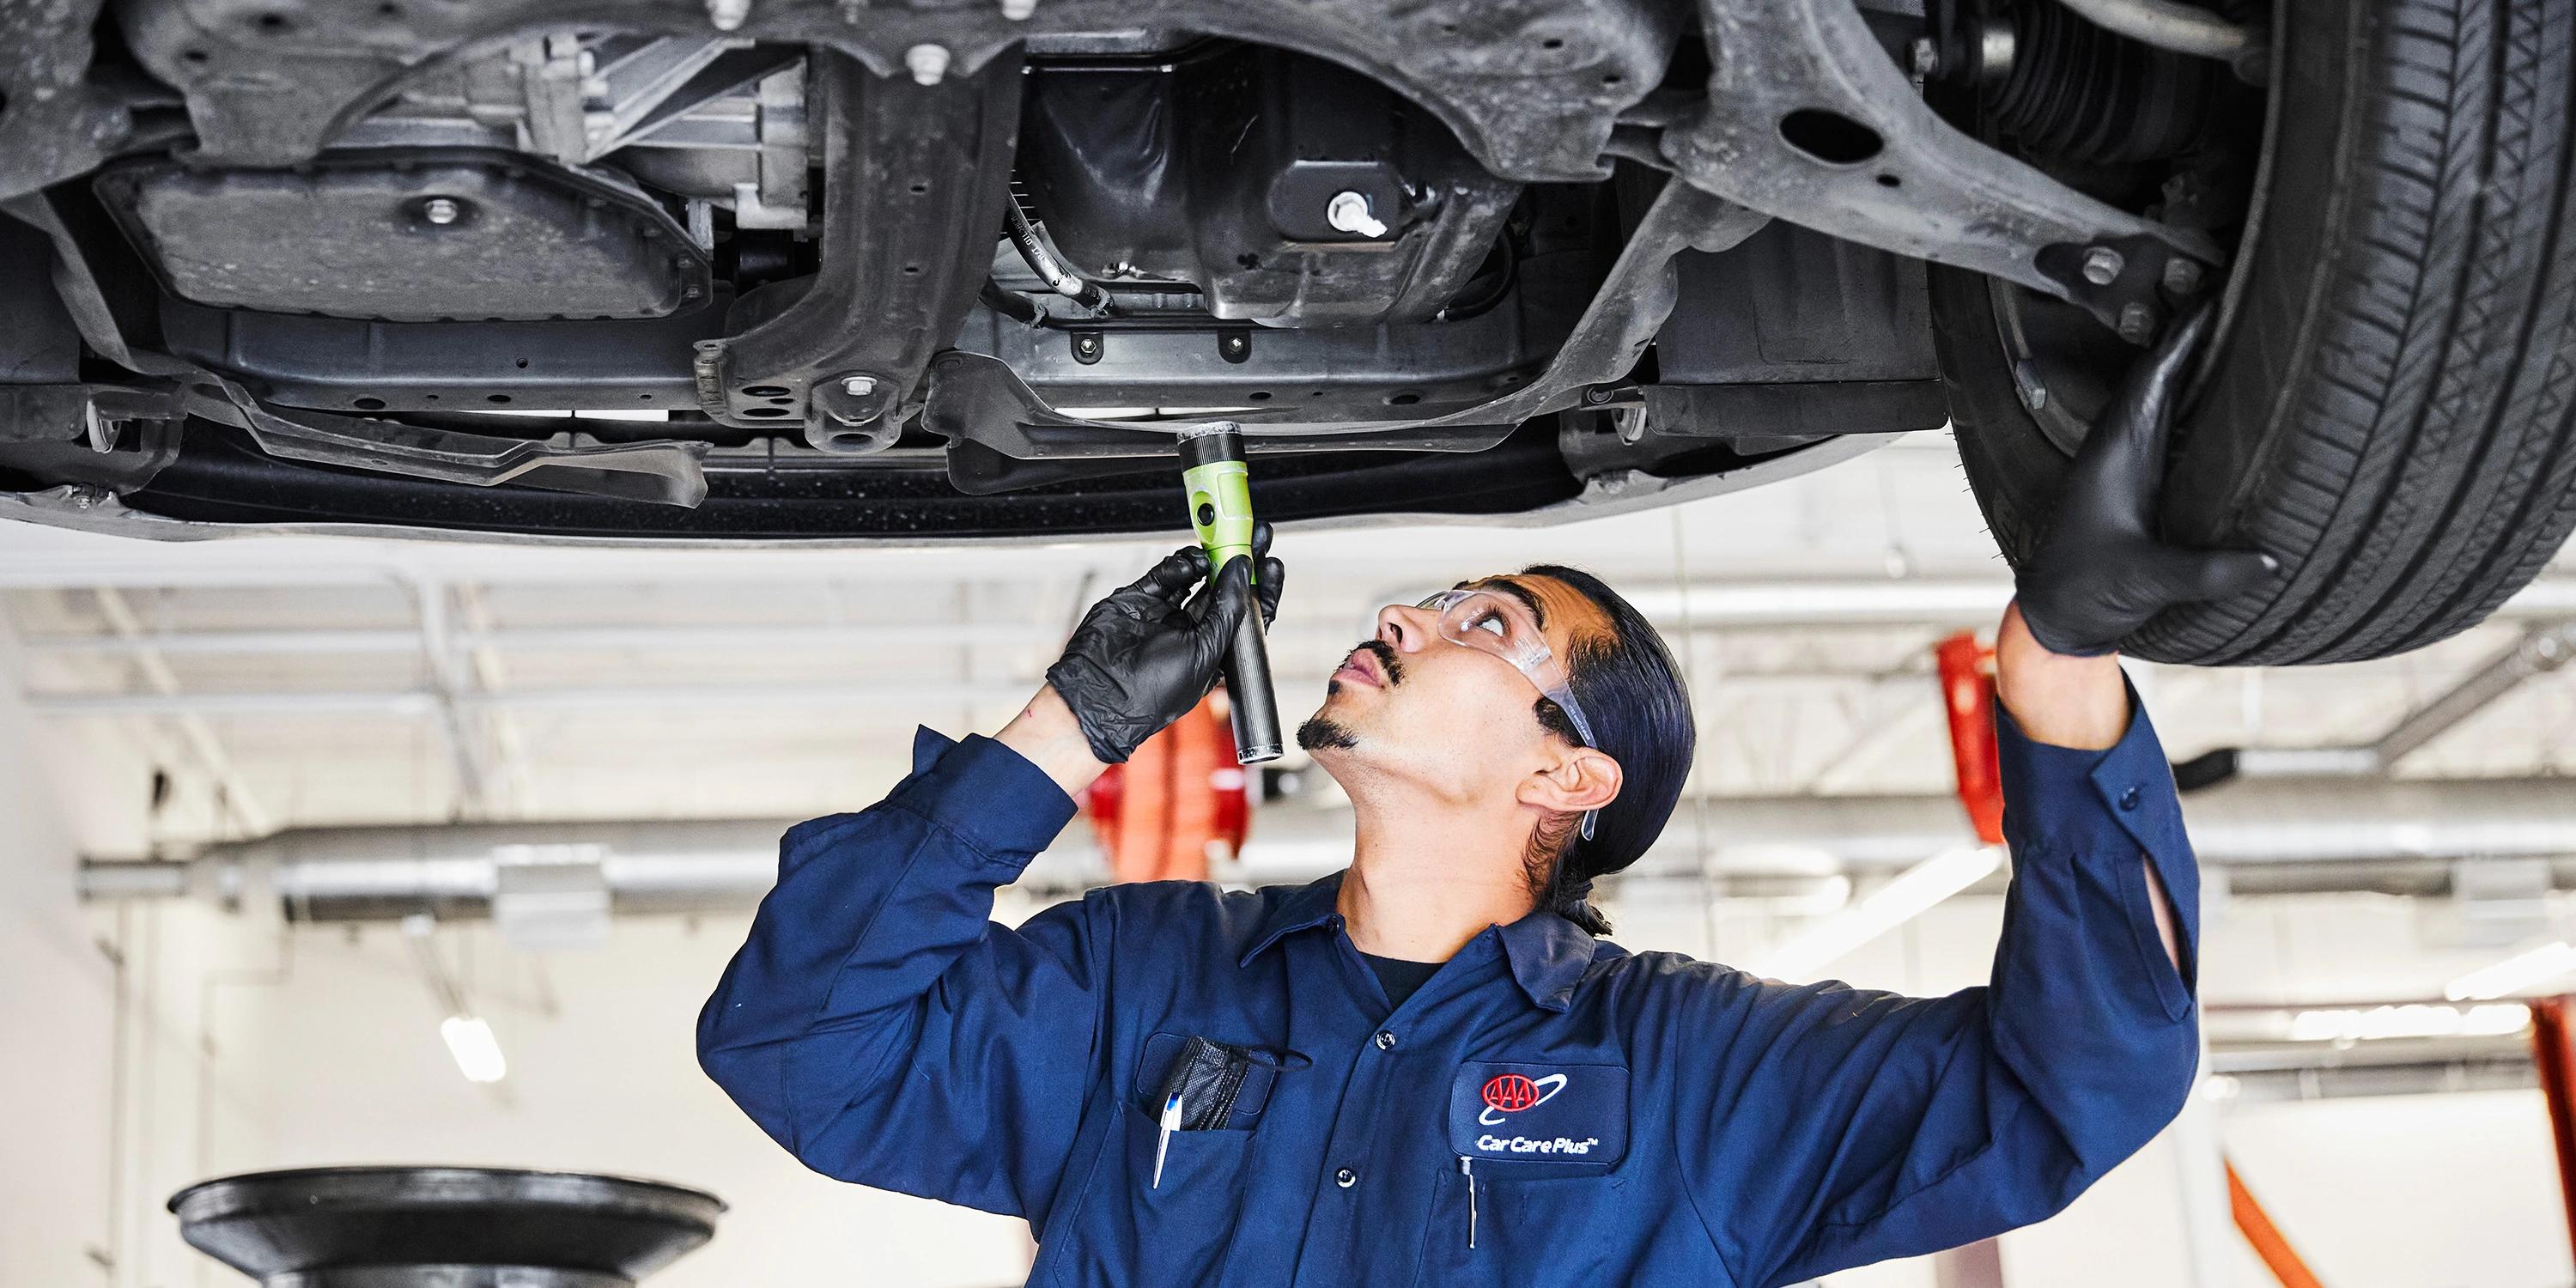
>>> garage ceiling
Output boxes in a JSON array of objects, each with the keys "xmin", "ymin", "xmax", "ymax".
[{"xmin": 4, "ymin": 430, "xmax": 2572, "ymax": 857}]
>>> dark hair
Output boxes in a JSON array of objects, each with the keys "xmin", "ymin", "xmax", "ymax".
[{"xmin": 1516, "ymin": 564, "xmax": 1696, "ymax": 936}]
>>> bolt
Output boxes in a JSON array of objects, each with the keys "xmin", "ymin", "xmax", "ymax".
[
  {"xmin": 2162, "ymin": 257, "xmax": 2205, "ymax": 296},
  {"xmin": 1613, "ymin": 407, "xmax": 1646, "ymax": 445},
  {"xmin": 1908, "ymin": 35, "xmax": 1938, "ymax": 79},
  {"xmin": 706, "ymin": 0, "xmax": 750, "ymax": 29},
  {"xmin": 1977, "ymin": 18, "xmax": 2016, "ymax": 81},
  {"xmin": 2012, "ymin": 360, "xmax": 2048, "ymax": 412},
  {"xmin": 2081, "ymin": 246, "xmax": 2125, "ymax": 287},
  {"xmin": 1325, "ymin": 191, "xmax": 1389, "ymax": 239},
  {"xmin": 839, "ymin": 375, "xmax": 878, "ymax": 397},
  {"xmin": 423, "ymin": 197, "xmax": 460, "ymax": 225},
  {"xmin": 2117, "ymin": 301, "xmax": 2156, "ymax": 344},
  {"xmin": 905, "ymin": 43, "xmax": 950, "ymax": 86},
  {"xmin": 999, "ymin": 0, "xmax": 1036, "ymax": 16},
  {"xmin": 1583, "ymin": 386, "xmax": 1613, "ymax": 404}
]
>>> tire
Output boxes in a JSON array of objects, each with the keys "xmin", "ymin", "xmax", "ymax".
[{"xmin": 1933, "ymin": 0, "xmax": 2576, "ymax": 665}]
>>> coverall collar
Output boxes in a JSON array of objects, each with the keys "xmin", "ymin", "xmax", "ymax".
[{"xmin": 1236, "ymin": 871, "xmax": 1596, "ymax": 1012}]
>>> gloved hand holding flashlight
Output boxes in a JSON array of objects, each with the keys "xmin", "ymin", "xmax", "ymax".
[
  {"xmin": 1044, "ymin": 524, "xmax": 1285, "ymax": 765},
  {"xmin": 2013, "ymin": 305, "xmax": 2280, "ymax": 657}
]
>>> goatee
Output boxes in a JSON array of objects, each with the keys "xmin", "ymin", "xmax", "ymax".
[{"xmin": 1297, "ymin": 716, "xmax": 1359, "ymax": 751}]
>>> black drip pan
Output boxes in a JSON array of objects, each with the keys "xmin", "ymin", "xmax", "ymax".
[{"xmin": 168, "ymin": 1167, "xmax": 724, "ymax": 1287}]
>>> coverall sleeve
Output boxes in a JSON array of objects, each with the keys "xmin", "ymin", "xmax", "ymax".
[
  {"xmin": 696, "ymin": 726, "xmax": 1097, "ymax": 1224},
  {"xmin": 1666, "ymin": 691, "xmax": 2202, "ymax": 1288}
]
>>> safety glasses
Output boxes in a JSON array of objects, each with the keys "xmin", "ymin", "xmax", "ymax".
[{"xmin": 1417, "ymin": 588, "xmax": 1602, "ymax": 841}]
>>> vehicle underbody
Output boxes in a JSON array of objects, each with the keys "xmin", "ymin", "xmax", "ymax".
[{"xmin": 0, "ymin": 0, "xmax": 2263, "ymax": 541}]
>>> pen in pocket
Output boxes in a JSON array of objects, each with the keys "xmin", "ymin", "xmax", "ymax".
[
  {"xmin": 1153, "ymin": 1089, "xmax": 1184, "ymax": 1188},
  {"xmin": 1458, "ymin": 1156, "xmax": 1476, "ymax": 1249}
]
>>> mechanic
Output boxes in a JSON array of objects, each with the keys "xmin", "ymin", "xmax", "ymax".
[{"xmin": 697, "ymin": 308, "xmax": 2275, "ymax": 1286}]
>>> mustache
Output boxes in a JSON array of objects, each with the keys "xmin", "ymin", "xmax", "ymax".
[{"xmin": 1346, "ymin": 639, "xmax": 1404, "ymax": 686}]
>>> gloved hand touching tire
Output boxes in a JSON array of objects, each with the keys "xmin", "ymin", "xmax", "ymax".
[
  {"xmin": 1044, "ymin": 523, "xmax": 1286, "ymax": 764},
  {"xmin": 2014, "ymin": 305, "xmax": 2281, "ymax": 656}
]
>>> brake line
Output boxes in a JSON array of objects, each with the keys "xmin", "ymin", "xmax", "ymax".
[{"xmin": 1003, "ymin": 200, "xmax": 1109, "ymax": 313}]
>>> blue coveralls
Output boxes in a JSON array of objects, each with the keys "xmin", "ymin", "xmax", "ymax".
[{"xmin": 699, "ymin": 700, "xmax": 2202, "ymax": 1287}]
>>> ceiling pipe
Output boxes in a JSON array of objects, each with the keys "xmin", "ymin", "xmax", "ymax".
[{"xmin": 78, "ymin": 774, "xmax": 2576, "ymax": 921}]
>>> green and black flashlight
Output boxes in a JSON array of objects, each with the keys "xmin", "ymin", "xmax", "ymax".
[{"xmin": 1177, "ymin": 422, "xmax": 1282, "ymax": 764}]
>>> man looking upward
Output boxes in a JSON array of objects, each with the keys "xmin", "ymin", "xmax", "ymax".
[{"xmin": 700, "ymin": 309, "xmax": 2268, "ymax": 1285}]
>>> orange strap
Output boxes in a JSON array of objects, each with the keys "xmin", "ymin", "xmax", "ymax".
[{"xmin": 2227, "ymin": 1159, "xmax": 2325, "ymax": 1288}]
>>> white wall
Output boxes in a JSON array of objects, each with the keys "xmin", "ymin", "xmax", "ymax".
[
  {"xmin": 237, "ymin": 914, "xmax": 1031, "ymax": 1288},
  {"xmin": 2225, "ymin": 1091, "xmax": 2568, "ymax": 1288},
  {"xmin": 0, "ymin": 646, "xmax": 121, "ymax": 1288},
  {"xmin": 1, "ymin": 629, "xmax": 1031, "ymax": 1288},
  {"xmin": 0, "ymin": 895, "xmax": 1036, "ymax": 1288}
]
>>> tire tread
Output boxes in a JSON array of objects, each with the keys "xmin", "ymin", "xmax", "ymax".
[{"xmin": 1950, "ymin": 0, "xmax": 2576, "ymax": 666}]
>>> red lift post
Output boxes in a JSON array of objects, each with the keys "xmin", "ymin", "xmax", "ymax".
[
  {"xmin": 2533, "ymin": 995, "xmax": 2576, "ymax": 1264},
  {"xmin": 1084, "ymin": 692, "xmax": 1249, "ymax": 884},
  {"xmin": 1933, "ymin": 631, "xmax": 2005, "ymax": 846}
]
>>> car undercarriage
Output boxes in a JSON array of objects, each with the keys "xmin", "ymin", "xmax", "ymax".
[
  {"xmin": 9, "ymin": 0, "xmax": 2576, "ymax": 668},
  {"xmin": 0, "ymin": 0, "xmax": 2235, "ymax": 527}
]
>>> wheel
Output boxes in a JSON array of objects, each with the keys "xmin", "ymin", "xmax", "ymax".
[{"xmin": 1934, "ymin": 0, "xmax": 2576, "ymax": 665}]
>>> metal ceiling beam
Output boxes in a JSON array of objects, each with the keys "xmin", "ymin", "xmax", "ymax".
[
  {"xmin": 454, "ymin": 583, "xmax": 535, "ymax": 815},
  {"xmin": 17, "ymin": 621, "xmax": 1097, "ymax": 656},
  {"xmin": 22, "ymin": 680, "xmax": 1036, "ymax": 717},
  {"xmin": 88, "ymin": 587, "xmax": 274, "ymax": 836},
  {"xmin": 2374, "ymin": 620, "xmax": 2576, "ymax": 763},
  {"xmin": 2180, "ymin": 620, "xmax": 2576, "ymax": 786},
  {"xmin": 12, "ymin": 577, "xmax": 2576, "ymax": 639},
  {"xmin": 12, "ymin": 669, "xmax": 1947, "ymax": 718},
  {"xmin": 408, "ymin": 578, "xmax": 493, "ymax": 818}
]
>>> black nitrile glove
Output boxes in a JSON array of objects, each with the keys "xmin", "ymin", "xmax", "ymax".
[
  {"xmin": 1045, "ymin": 526, "xmax": 1286, "ymax": 763},
  {"xmin": 2014, "ymin": 305, "xmax": 2280, "ymax": 656}
]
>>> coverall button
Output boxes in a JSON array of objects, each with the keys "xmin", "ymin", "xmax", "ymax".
[
  {"xmin": 1335, "ymin": 1167, "xmax": 1358, "ymax": 1188},
  {"xmin": 2117, "ymin": 786, "xmax": 2142, "ymax": 811},
  {"xmin": 1374, "ymin": 1030, "xmax": 1397, "ymax": 1050}
]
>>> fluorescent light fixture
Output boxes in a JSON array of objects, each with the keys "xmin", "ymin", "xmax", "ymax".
[
  {"xmin": 440, "ymin": 1015, "xmax": 508, "ymax": 1083},
  {"xmin": 2287, "ymin": 1003, "xmax": 2531, "ymax": 1042},
  {"xmin": 1749, "ymin": 845, "xmax": 2003, "ymax": 982},
  {"xmin": 2466, "ymin": 1004, "xmax": 2537, "ymax": 1036},
  {"xmin": 2445, "ymin": 941, "xmax": 2576, "ymax": 1001}
]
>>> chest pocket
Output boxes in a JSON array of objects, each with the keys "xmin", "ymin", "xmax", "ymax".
[
  {"xmin": 1048, "ymin": 1100, "xmax": 1255, "ymax": 1288},
  {"xmin": 1043, "ymin": 1034, "xmax": 1293, "ymax": 1288},
  {"xmin": 1416, "ymin": 1062, "xmax": 1632, "ymax": 1288}
]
